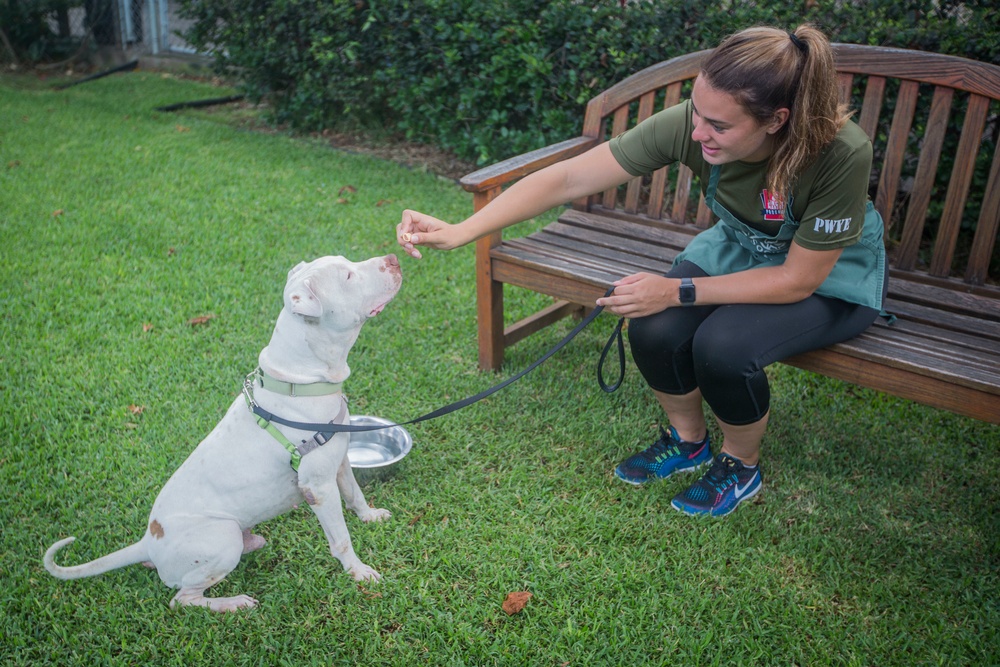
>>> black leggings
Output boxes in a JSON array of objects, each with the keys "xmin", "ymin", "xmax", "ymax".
[{"xmin": 627, "ymin": 261, "xmax": 882, "ymax": 425}]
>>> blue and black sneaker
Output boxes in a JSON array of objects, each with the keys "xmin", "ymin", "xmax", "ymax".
[
  {"xmin": 613, "ymin": 425, "xmax": 711, "ymax": 485},
  {"xmin": 670, "ymin": 453, "xmax": 762, "ymax": 517}
]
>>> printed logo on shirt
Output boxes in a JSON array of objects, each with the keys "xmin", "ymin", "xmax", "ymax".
[
  {"xmin": 814, "ymin": 217, "xmax": 853, "ymax": 234},
  {"xmin": 759, "ymin": 189, "xmax": 786, "ymax": 221}
]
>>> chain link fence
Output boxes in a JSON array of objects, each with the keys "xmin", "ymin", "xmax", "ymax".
[{"xmin": 36, "ymin": 0, "xmax": 196, "ymax": 60}]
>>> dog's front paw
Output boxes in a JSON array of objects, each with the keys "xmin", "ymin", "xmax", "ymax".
[
  {"xmin": 359, "ymin": 508, "xmax": 392, "ymax": 523},
  {"xmin": 349, "ymin": 564, "xmax": 382, "ymax": 582}
]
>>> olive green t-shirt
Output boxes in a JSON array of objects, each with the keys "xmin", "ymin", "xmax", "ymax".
[{"xmin": 608, "ymin": 100, "xmax": 873, "ymax": 251}]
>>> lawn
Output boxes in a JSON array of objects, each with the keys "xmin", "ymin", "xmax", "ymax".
[{"xmin": 1, "ymin": 70, "xmax": 997, "ymax": 666}]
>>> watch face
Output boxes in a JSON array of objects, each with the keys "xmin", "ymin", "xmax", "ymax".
[{"xmin": 680, "ymin": 279, "xmax": 696, "ymax": 304}]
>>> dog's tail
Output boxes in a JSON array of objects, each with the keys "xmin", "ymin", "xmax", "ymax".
[{"xmin": 44, "ymin": 536, "xmax": 148, "ymax": 580}]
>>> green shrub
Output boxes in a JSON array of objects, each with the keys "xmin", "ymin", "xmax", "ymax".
[{"xmin": 178, "ymin": 0, "xmax": 1000, "ymax": 167}]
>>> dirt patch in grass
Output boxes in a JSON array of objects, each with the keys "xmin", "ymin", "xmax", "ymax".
[{"xmin": 316, "ymin": 129, "xmax": 479, "ymax": 182}]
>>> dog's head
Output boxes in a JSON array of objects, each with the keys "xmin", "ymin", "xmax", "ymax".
[{"xmin": 283, "ymin": 254, "xmax": 402, "ymax": 329}]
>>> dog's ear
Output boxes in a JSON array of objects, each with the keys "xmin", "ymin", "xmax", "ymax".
[
  {"xmin": 287, "ymin": 261, "xmax": 308, "ymax": 280},
  {"xmin": 288, "ymin": 278, "xmax": 323, "ymax": 317}
]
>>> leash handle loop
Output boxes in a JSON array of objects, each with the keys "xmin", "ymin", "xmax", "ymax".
[{"xmin": 597, "ymin": 316, "xmax": 626, "ymax": 393}]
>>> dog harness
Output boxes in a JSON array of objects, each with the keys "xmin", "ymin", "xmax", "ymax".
[{"xmin": 243, "ymin": 368, "xmax": 348, "ymax": 471}]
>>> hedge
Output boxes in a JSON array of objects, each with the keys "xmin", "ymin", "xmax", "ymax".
[{"xmin": 178, "ymin": 0, "xmax": 999, "ymax": 168}]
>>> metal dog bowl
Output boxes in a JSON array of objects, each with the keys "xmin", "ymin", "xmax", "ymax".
[{"xmin": 347, "ymin": 415, "xmax": 412, "ymax": 485}]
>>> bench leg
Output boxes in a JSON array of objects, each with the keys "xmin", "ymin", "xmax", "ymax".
[
  {"xmin": 476, "ymin": 234, "xmax": 505, "ymax": 371},
  {"xmin": 473, "ymin": 187, "xmax": 505, "ymax": 371}
]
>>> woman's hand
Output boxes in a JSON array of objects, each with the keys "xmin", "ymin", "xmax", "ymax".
[
  {"xmin": 595, "ymin": 272, "xmax": 675, "ymax": 318},
  {"xmin": 397, "ymin": 209, "xmax": 469, "ymax": 259}
]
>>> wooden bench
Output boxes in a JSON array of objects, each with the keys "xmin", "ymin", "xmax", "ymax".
[{"xmin": 460, "ymin": 44, "xmax": 1000, "ymax": 424}]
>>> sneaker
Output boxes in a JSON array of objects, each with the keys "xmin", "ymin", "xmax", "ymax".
[
  {"xmin": 613, "ymin": 426, "xmax": 711, "ymax": 485},
  {"xmin": 671, "ymin": 453, "xmax": 762, "ymax": 517}
]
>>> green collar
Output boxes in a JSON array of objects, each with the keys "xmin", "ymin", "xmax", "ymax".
[{"xmin": 259, "ymin": 371, "xmax": 343, "ymax": 397}]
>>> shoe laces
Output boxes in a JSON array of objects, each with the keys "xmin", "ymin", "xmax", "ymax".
[
  {"xmin": 704, "ymin": 454, "xmax": 741, "ymax": 492},
  {"xmin": 639, "ymin": 426, "xmax": 680, "ymax": 461}
]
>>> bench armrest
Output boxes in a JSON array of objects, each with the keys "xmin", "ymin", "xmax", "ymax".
[{"xmin": 459, "ymin": 136, "xmax": 599, "ymax": 193}]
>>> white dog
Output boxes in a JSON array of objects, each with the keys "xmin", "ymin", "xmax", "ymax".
[{"xmin": 44, "ymin": 254, "xmax": 403, "ymax": 611}]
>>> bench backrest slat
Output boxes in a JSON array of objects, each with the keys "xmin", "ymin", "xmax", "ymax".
[
  {"xmin": 934, "ymin": 93, "xmax": 992, "ymax": 277},
  {"xmin": 857, "ymin": 75, "xmax": 887, "ymax": 140},
  {"xmin": 968, "ymin": 148, "xmax": 1000, "ymax": 285},
  {"xmin": 578, "ymin": 44, "xmax": 1000, "ymax": 293},
  {"xmin": 874, "ymin": 79, "xmax": 918, "ymax": 235},
  {"xmin": 896, "ymin": 86, "xmax": 952, "ymax": 272}
]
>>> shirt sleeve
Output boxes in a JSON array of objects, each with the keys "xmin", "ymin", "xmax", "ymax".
[
  {"xmin": 792, "ymin": 124, "xmax": 873, "ymax": 251},
  {"xmin": 608, "ymin": 100, "xmax": 696, "ymax": 176}
]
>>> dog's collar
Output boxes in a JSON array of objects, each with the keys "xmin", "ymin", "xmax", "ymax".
[{"xmin": 259, "ymin": 370, "xmax": 343, "ymax": 397}]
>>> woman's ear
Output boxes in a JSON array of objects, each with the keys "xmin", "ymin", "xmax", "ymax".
[{"xmin": 767, "ymin": 108, "xmax": 791, "ymax": 134}]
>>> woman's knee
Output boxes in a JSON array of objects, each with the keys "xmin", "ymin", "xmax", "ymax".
[
  {"xmin": 628, "ymin": 310, "xmax": 700, "ymax": 393},
  {"xmin": 628, "ymin": 310, "xmax": 688, "ymax": 360}
]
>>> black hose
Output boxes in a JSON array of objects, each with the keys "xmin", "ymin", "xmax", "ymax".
[
  {"xmin": 53, "ymin": 60, "xmax": 139, "ymax": 90},
  {"xmin": 154, "ymin": 95, "xmax": 246, "ymax": 112}
]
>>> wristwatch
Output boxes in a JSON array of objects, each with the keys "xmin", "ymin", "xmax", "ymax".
[{"xmin": 678, "ymin": 277, "xmax": 696, "ymax": 306}]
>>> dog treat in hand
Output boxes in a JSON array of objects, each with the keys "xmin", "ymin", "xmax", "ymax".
[{"xmin": 400, "ymin": 233, "xmax": 412, "ymax": 243}]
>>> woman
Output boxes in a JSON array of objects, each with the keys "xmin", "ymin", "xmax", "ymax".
[{"xmin": 396, "ymin": 25, "xmax": 887, "ymax": 517}]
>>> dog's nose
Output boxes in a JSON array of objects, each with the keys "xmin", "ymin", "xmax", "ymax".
[{"xmin": 385, "ymin": 254, "xmax": 399, "ymax": 267}]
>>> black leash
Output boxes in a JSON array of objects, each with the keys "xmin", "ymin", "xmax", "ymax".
[{"xmin": 247, "ymin": 286, "xmax": 626, "ymax": 435}]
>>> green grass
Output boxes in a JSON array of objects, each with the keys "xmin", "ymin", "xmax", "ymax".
[{"xmin": 1, "ymin": 70, "xmax": 998, "ymax": 667}]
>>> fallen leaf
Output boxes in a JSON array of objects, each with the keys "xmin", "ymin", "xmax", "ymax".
[
  {"xmin": 336, "ymin": 198, "xmax": 350, "ymax": 204},
  {"xmin": 501, "ymin": 591, "xmax": 532, "ymax": 615},
  {"xmin": 7, "ymin": 160, "xmax": 20, "ymax": 169},
  {"xmin": 52, "ymin": 209, "xmax": 64, "ymax": 217},
  {"xmin": 188, "ymin": 314, "xmax": 215, "ymax": 326},
  {"xmin": 142, "ymin": 323, "xmax": 154, "ymax": 332},
  {"xmin": 338, "ymin": 185, "xmax": 357, "ymax": 196},
  {"xmin": 128, "ymin": 405, "xmax": 145, "ymax": 415},
  {"xmin": 376, "ymin": 199, "xmax": 392, "ymax": 207},
  {"xmin": 167, "ymin": 247, "xmax": 176, "ymax": 256},
  {"xmin": 175, "ymin": 125, "xmax": 190, "ymax": 132}
]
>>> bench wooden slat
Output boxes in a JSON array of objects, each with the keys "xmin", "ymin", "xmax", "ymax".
[
  {"xmin": 825, "ymin": 328, "xmax": 1000, "ymax": 395},
  {"xmin": 876, "ymin": 79, "xmax": 919, "ymax": 245},
  {"xmin": 833, "ymin": 44, "xmax": 1000, "ymax": 97},
  {"xmin": 623, "ymin": 91, "xmax": 658, "ymax": 214},
  {"xmin": 886, "ymin": 280, "xmax": 1000, "ymax": 324},
  {"xmin": 671, "ymin": 163, "xmax": 695, "ymax": 224},
  {"xmin": 872, "ymin": 308, "xmax": 1000, "ymax": 355},
  {"xmin": 857, "ymin": 75, "xmax": 887, "ymax": 141},
  {"xmin": 533, "ymin": 224, "xmax": 684, "ymax": 265},
  {"xmin": 967, "ymin": 144, "xmax": 1000, "ymax": 285},
  {"xmin": 931, "ymin": 93, "xmax": 992, "ymax": 278},
  {"xmin": 498, "ymin": 245, "xmax": 664, "ymax": 285},
  {"xmin": 645, "ymin": 82, "xmax": 684, "ymax": 220},
  {"xmin": 558, "ymin": 208, "xmax": 696, "ymax": 245},
  {"xmin": 603, "ymin": 106, "xmax": 632, "ymax": 210},
  {"xmin": 900, "ymin": 86, "xmax": 954, "ymax": 271},
  {"xmin": 838, "ymin": 72, "xmax": 853, "ymax": 104}
]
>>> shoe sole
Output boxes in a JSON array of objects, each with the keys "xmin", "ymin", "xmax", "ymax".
[
  {"xmin": 613, "ymin": 460, "xmax": 710, "ymax": 486},
  {"xmin": 670, "ymin": 482, "xmax": 762, "ymax": 517}
]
